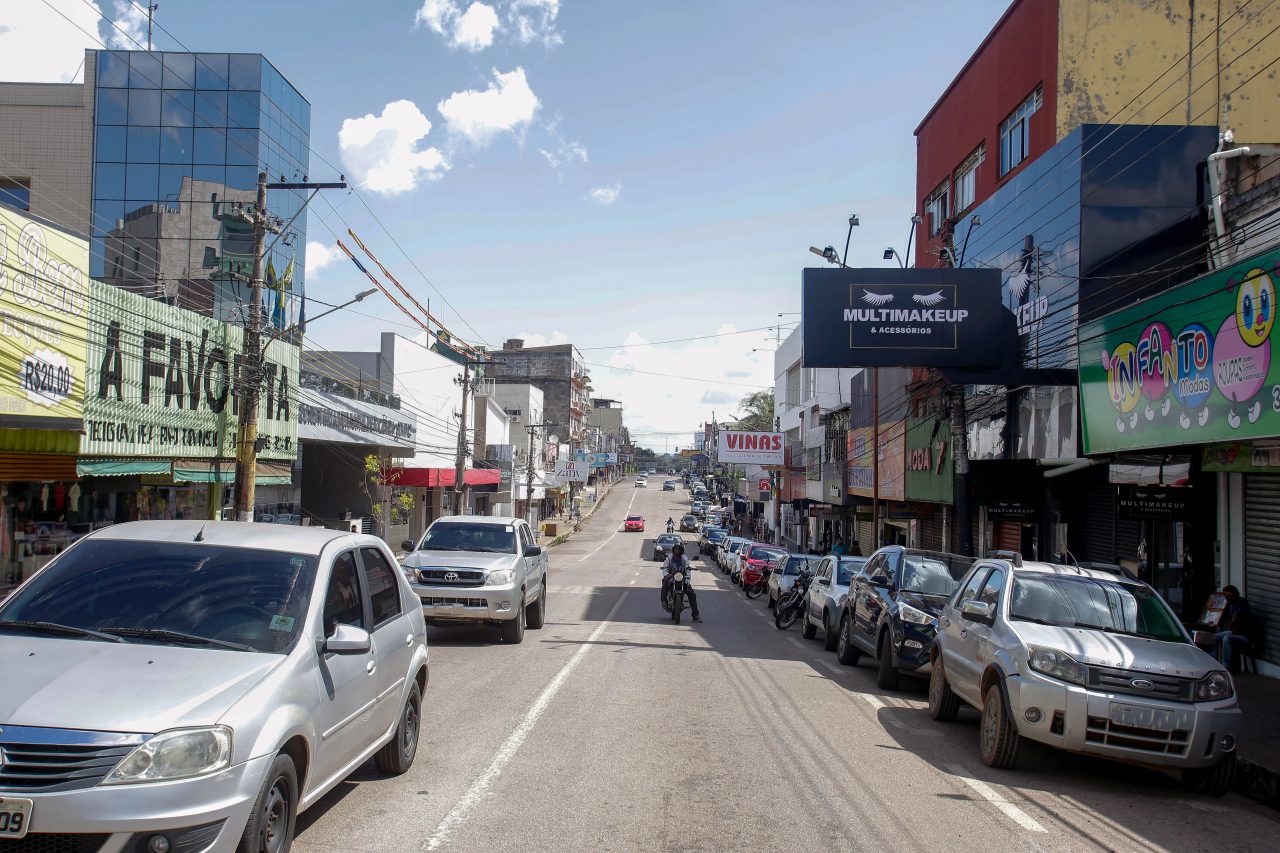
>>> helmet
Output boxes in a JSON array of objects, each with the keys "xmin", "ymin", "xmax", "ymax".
[{"xmin": 672, "ymin": 543, "xmax": 685, "ymax": 556}]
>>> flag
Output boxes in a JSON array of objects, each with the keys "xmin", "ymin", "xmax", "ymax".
[
  {"xmin": 275, "ymin": 255, "xmax": 294, "ymax": 329},
  {"xmin": 265, "ymin": 258, "xmax": 279, "ymax": 328}
]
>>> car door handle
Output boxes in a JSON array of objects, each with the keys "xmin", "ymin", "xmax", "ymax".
[
  {"xmin": 366, "ymin": 660, "xmax": 376, "ymax": 674},
  {"xmin": 405, "ymin": 633, "xmax": 414, "ymax": 647}
]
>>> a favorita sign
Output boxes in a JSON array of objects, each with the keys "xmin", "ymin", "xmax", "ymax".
[
  {"xmin": 801, "ymin": 267, "xmax": 1002, "ymax": 368},
  {"xmin": 82, "ymin": 281, "xmax": 299, "ymax": 461},
  {"xmin": 0, "ymin": 205, "xmax": 89, "ymax": 428},
  {"xmin": 716, "ymin": 430, "xmax": 784, "ymax": 465}
]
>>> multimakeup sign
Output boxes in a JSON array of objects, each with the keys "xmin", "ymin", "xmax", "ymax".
[
  {"xmin": 716, "ymin": 430, "xmax": 784, "ymax": 465},
  {"xmin": 801, "ymin": 267, "xmax": 1002, "ymax": 368}
]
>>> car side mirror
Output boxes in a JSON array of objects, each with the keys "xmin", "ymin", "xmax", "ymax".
[
  {"xmin": 325, "ymin": 624, "xmax": 372, "ymax": 654},
  {"xmin": 401, "ymin": 539, "xmax": 416, "ymax": 553},
  {"xmin": 523, "ymin": 545, "xmax": 543, "ymax": 558},
  {"xmin": 960, "ymin": 599, "xmax": 995, "ymax": 621},
  {"xmin": 817, "ymin": 577, "xmax": 830, "ymax": 586},
  {"xmin": 869, "ymin": 574, "xmax": 891, "ymax": 588}
]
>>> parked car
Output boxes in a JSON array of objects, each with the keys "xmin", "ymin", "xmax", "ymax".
[
  {"xmin": 834, "ymin": 546, "xmax": 974, "ymax": 689},
  {"xmin": 624, "ymin": 515, "xmax": 645, "ymax": 532},
  {"xmin": 634, "ymin": 478, "xmax": 647, "ymax": 488},
  {"xmin": 740, "ymin": 544, "xmax": 788, "ymax": 589},
  {"xmin": 680, "ymin": 513, "xmax": 700, "ymax": 532},
  {"xmin": 802, "ymin": 555, "xmax": 869, "ymax": 650},
  {"xmin": 928, "ymin": 558, "xmax": 1241, "ymax": 794},
  {"xmin": 0, "ymin": 520, "xmax": 428, "ymax": 848},
  {"xmin": 653, "ymin": 533, "xmax": 684, "ymax": 562},
  {"xmin": 767, "ymin": 554, "xmax": 822, "ymax": 608},
  {"xmin": 720, "ymin": 537, "xmax": 750, "ymax": 572},
  {"xmin": 698, "ymin": 527, "xmax": 727, "ymax": 555},
  {"xmin": 729, "ymin": 542, "xmax": 761, "ymax": 585},
  {"xmin": 402, "ymin": 516, "xmax": 548, "ymax": 644}
]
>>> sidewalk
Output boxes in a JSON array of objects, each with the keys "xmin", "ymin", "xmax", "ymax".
[
  {"xmin": 541, "ymin": 479, "xmax": 618, "ymax": 547},
  {"xmin": 1234, "ymin": 673, "xmax": 1280, "ymax": 808}
]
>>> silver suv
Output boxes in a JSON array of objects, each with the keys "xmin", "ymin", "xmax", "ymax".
[
  {"xmin": 0, "ymin": 521, "xmax": 428, "ymax": 849},
  {"xmin": 928, "ymin": 559, "xmax": 1241, "ymax": 795},
  {"xmin": 402, "ymin": 516, "xmax": 548, "ymax": 644}
]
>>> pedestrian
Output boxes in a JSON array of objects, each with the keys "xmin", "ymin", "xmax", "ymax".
[
  {"xmin": 831, "ymin": 537, "xmax": 848, "ymax": 556},
  {"xmin": 1214, "ymin": 585, "xmax": 1255, "ymax": 672}
]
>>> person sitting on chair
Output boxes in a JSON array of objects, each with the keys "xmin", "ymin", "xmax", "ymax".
[{"xmin": 1214, "ymin": 585, "xmax": 1255, "ymax": 672}]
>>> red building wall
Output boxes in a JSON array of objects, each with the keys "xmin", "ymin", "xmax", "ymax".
[{"xmin": 914, "ymin": 0, "xmax": 1059, "ymax": 268}]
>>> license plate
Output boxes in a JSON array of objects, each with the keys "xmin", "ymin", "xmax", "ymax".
[
  {"xmin": 1109, "ymin": 702, "xmax": 1176, "ymax": 732},
  {"xmin": 0, "ymin": 798, "xmax": 33, "ymax": 839}
]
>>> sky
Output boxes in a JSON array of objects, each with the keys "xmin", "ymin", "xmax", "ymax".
[{"xmin": 2, "ymin": 0, "xmax": 1010, "ymax": 450}]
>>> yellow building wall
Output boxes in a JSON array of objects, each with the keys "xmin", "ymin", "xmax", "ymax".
[{"xmin": 1057, "ymin": 0, "xmax": 1280, "ymax": 142}]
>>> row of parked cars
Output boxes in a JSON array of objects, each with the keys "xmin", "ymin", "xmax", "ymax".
[{"xmin": 700, "ymin": 536, "xmax": 1244, "ymax": 796}]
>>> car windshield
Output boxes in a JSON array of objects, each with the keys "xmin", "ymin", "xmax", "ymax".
[
  {"xmin": 708, "ymin": 531, "xmax": 725, "ymax": 542},
  {"xmin": 837, "ymin": 557, "xmax": 868, "ymax": 585},
  {"xmin": 657, "ymin": 534, "xmax": 682, "ymax": 544},
  {"xmin": 421, "ymin": 522, "xmax": 516, "ymax": 554},
  {"xmin": 627, "ymin": 516, "xmax": 643, "ymax": 522},
  {"xmin": 899, "ymin": 555, "xmax": 972, "ymax": 596},
  {"xmin": 749, "ymin": 546, "xmax": 786, "ymax": 562},
  {"xmin": 0, "ymin": 539, "xmax": 317, "ymax": 654},
  {"xmin": 1009, "ymin": 575, "xmax": 1187, "ymax": 643}
]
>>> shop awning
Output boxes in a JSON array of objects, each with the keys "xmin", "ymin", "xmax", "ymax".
[
  {"xmin": 1, "ymin": 427, "xmax": 80, "ymax": 455},
  {"xmin": 4, "ymin": 452, "xmax": 78, "ymax": 480},
  {"xmin": 77, "ymin": 459, "xmax": 172, "ymax": 478},
  {"xmin": 173, "ymin": 460, "xmax": 294, "ymax": 486},
  {"xmin": 385, "ymin": 467, "xmax": 502, "ymax": 488}
]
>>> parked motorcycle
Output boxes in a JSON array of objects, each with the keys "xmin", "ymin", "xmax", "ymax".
[
  {"xmin": 774, "ymin": 568, "xmax": 813, "ymax": 630},
  {"xmin": 743, "ymin": 561, "xmax": 771, "ymax": 600},
  {"xmin": 662, "ymin": 569, "xmax": 690, "ymax": 625}
]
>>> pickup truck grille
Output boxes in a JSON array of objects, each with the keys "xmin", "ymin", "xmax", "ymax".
[
  {"xmin": 1087, "ymin": 666, "xmax": 1194, "ymax": 703},
  {"xmin": 0, "ymin": 729, "xmax": 144, "ymax": 792},
  {"xmin": 415, "ymin": 569, "xmax": 485, "ymax": 587},
  {"xmin": 1086, "ymin": 716, "xmax": 1190, "ymax": 756},
  {"xmin": 421, "ymin": 596, "xmax": 487, "ymax": 608}
]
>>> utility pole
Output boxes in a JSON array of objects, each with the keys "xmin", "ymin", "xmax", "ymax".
[
  {"xmin": 453, "ymin": 363, "xmax": 472, "ymax": 515},
  {"xmin": 147, "ymin": 3, "xmax": 159, "ymax": 51},
  {"xmin": 525, "ymin": 422, "xmax": 538, "ymax": 528}
]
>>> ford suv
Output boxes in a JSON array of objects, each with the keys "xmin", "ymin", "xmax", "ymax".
[
  {"xmin": 927, "ymin": 558, "xmax": 1241, "ymax": 794},
  {"xmin": 402, "ymin": 516, "xmax": 548, "ymax": 644}
]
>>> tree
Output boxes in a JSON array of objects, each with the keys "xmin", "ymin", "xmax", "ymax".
[{"xmin": 733, "ymin": 389, "xmax": 775, "ymax": 432}]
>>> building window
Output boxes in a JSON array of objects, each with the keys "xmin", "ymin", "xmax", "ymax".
[
  {"xmin": 0, "ymin": 179, "xmax": 31, "ymax": 211},
  {"xmin": 999, "ymin": 86, "xmax": 1042, "ymax": 176},
  {"xmin": 803, "ymin": 367, "xmax": 816, "ymax": 401},
  {"xmin": 785, "ymin": 365, "xmax": 801, "ymax": 407},
  {"xmin": 953, "ymin": 145, "xmax": 984, "ymax": 213},
  {"xmin": 925, "ymin": 181, "xmax": 949, "ymax": 237}
]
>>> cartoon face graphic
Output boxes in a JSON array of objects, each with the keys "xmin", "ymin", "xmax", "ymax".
[{"xmin": 1236, "ymin": 269, "xmax": 1275, "ymax": 347}]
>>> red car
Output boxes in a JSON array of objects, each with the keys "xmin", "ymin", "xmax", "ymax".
[
  {"xmin": 741, "ymin": 545, "xmax": 788, "ymax": 588},
  {"xmin": 624, "ymin": 515, "xmax": 645, "ymax": 532}
]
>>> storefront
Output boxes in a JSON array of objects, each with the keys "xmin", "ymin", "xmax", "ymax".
[
  {"xmin": 905, "ymin": 416, "xmax": 952, "ymax": 552},
  {"xmin": 847, "ymin": 421, "xmax": 905, "ymax": 553}
]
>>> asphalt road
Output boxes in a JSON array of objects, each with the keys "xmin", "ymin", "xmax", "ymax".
[{"xmin": 294, "ymin": 482, "xmax": 1280, "ymax": 852}]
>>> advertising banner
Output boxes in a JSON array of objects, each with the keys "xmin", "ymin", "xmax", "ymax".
[
  {"xmin": 298, "ymin": 388, "xmax": 416, "ymax": 450},
  {"xmin": 0, "ymin": 205, "xmax": 89, "ymax": 429},
  {"xmin": 846, "ymin": 422, "xmax": 905, "ymax": 501},
  {"xmin": 802, "ymin": 267, "xmax": 1002, "ymax": 368},
  {"xmin": 716, "ymin": 430, "xmax": 784, "ymax": 465},
  {"xmin": 588, "ymin": 452, "xmax": 609, "ymax": 468},
  {"xmin": 82, "ymin": 281, "xmax": 299, "ymax": 461},
  {"xmin": 904, "ymin": 416, "xmax": 953, "ymax": 503},
  {"xmin": 1080, "ymin": 252, "xmax": 1280, "ymax": 454},
  {"xmin": 553, "ymin": 459, "xmax": 589, "ymax": 482}
]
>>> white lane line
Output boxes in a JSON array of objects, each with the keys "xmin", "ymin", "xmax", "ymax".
[
  {"xmin": 787, "ymin": 637, "xmax": 806, "ymax": 649},
  {"xmin": 425, "ymin": 592, "xmax": 629, "ymax": 851},
  {"xmin": 819, "ymin": 661, "xmax": 844, "ymax": 675},
  {"xmin": 944, "ymin": 763, "xmax": 1047, "ymax": 833}
]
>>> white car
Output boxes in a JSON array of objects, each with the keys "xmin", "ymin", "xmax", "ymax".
[
  {"xmin": 802, "ymin": 555, "xmax": 868, "ymax": 649},
  {"xmin": 634, "ymin": 477, "xmax": 647, "ymax": 488}
]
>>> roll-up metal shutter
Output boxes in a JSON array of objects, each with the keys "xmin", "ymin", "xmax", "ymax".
[
  {"xmin": 1244, "ymin": 475, "xmax": 1280, "ymax": 665},
  {"xmin": 921, "ymin": 512, "xmax": 945, "ymax": 552},
  {"xmin": 857, "ymin": 519, "xmax": 872, "ymax": 554},
  {"xmin": 1081, "ymin": 480, "xmax": 1142, "ymax": 564},
  {"xmin": 995, "ymin": 522, "xmax": 1021, "ymax": 552}
]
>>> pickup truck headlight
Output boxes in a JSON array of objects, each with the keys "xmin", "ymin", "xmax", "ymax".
[
  {"xmin": 103, "ymin": 726, "xmax": 232, "ymax": 784},
  {"xmin": 1196, "ymin": 670, "xmax": 1234, "ymax": 701},
  {"xmin": 1027, "ymin": 646, "xmax": 1087, "ymax": 686},
  {"xmin": 486, "ymin": 569, "xmax": 515, "ymax": 586},
  {"xmin": 898, "ymin": 602, "xmax": 934, "ymax": 625}
]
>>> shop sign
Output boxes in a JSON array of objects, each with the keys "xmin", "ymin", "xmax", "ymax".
[
  {"xmin": 1202, "ymin": 441, "xmax": 1280, "ymax": 472},
  {"xmin": 1117, "ymin": 486, "xmax": 1190, "ymax": 520},
  {"xmin": 904, "ymin": 416, "xmax": 953, "ymax": 503},
  {"xmin": 588, "ymin": 452, "xmax": 610, "ymax": 468},
  {"xmin": 801, "ymin": 267, "xmax": 1002, "ymax": 368},
  {"xmin": 1080, "ymin": 251, "xmax": 1280, "ymax": 454},
  {"xmin": 82, "ymin": 281, "xmax": 299, "ymax": 461},
  {"xmin": 0, "ymin": 205, "xmax": 89, "ymax": 428},
  {"xmin": 552, "ymin": 459, "xmax": 588, "ymax": 482},
  {"xmin": 717, "ymin": 430, "xmax": 784, "ymax": 465},
  {"xmin": 846, "ymin": 422, "xmax": 905, "ymax": 501},
  {"xmin": 986, "ymin": 499, "xmax": 1036, "ymax": 521},
  {"xmin": 298, "ymin": 388, "xmax": 416, "ymax": 448}
]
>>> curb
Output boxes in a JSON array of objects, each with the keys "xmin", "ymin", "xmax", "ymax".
[{"xmin": 1237, "ymin": 755, "xmax": 1280, "ymax": 810}]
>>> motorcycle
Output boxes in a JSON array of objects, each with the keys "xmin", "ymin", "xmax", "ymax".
[
  {"xmin": 774, "ymin": 568, "xmax": 814, "ymax": 630},
  {"xmin": 666, "ymin": 521, "xmax": 675, "ymax": 534},
  {"xmin": 662, "ymin": 569, "xmax": 689, "ymax": 625},
  {"xmin": 742, "ymin": 560, "xmax": 772, "ymax": 600}
]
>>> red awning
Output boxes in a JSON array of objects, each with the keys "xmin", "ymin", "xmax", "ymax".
[{"xmin": 385, "ymin": 467, "xmax": 502, "ymax": 488}]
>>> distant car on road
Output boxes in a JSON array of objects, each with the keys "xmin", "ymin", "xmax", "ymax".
[
  {"xmin": 679, "ymin": 513, "xmax": 699, "ymax": 532},
  {"xmin": 634, "ymin": 478, "xmax": 647, "ymax": 488},
  {"xmin": 653, "ymin": 532, "xmax": 684, "ymax": 561},
  {"xmin": 662, "ymin": 480, "xmax": 676, "ymax": 491},
  {"xmin": 624, "ymin": 515, "xmax": 645, "ymax": 532}
]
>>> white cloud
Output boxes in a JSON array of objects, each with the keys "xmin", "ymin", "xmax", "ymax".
[
  {"xmin": 514, "ymin": 330, "xmax": 570, "ymax": 348},
  {"xmin": 338, "ymin": 100, "xmax": 450, "ymax": 195},
  {"xmin": 0, "ymin": 1, "xmax": 102, "ymax": 83},
  {"xmin": 415, "ymin": 1, "xmax": 500, "ymax": 52},
  {"xmin": 508, "ymin": 0, "xmax": 563, "ymax": 48},
  {"xmin": 538, "ymin": 119, "xmax": 588, "ymax": 180},
  {"xmin": 306, "ymin": 241, "xmax": 340, "ymax": 277},
  {"xmin": 438, "ymin": 67, "xmax": 540, "ymax": 147},
  {"xmin": 586, "ymin": 184, "xmax": 621, "ymax": 205},
  {"xmin": 106, "ymin": 0, "xmax": 148, "ymax": 49}
]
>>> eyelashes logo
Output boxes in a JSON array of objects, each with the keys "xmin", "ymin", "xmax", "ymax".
[
  {"xmin": 861, "ymin": 290, "xmax": 894, "ymax": 306},
  {"xmin": 1007, "ymin": 255, "xmax": 1034, "ymax": 302},
  {"xmin": 912, "ymin": 290, "xmax": 945, "ymax": 306}
]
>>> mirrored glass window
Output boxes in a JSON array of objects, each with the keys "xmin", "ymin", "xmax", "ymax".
[
  {"xmin": 91, "ymin": 200, "xmax": 125, "ymax": 238},
  {"xmin": 125, "ymin": 162, "xmax": 159, "ymax": 201},
  {"xmin": 226, "ymin": 165, "xmax": 259, "ymax": 192},
  {"xmin": 195, "ymin": 53, "xmax": 229, "ymax": 89},
  {"xmin": 226, "ymin": 128, "xmax": 258, "ymax": 166},
  {"xmin": 228, "ymin": 91, "xmax": 260, "ymax": 129},
  {"xmin": 129, "ymin": 52, "xmax": 162, "ymax": 88},
  {"xmin": 126, "ymin": 126, "xmax": 160, "ymax": 161},
  {"xmin": 229, "ymin": 55, "xmax": 262, "ymax": 91},
  {"xmin": 194, "ymin": 128, "xmax": 226, "ymax": 164},
  {"xmin": 160, "ymin": 126, "xmax": 193, "ymax": 163},
  {"xmin": 97, "ymin": 51, "xmax": 130, "ymax": 87},
  {"xmin": 194, "ymin": 90, "xmax": 228, "ymax": 127},
  {"xmin": 158, "ymin": 164, "xmax": 189, "ymax": 201},
  {"xmin": 95, "ymin": 126, "xmax": 127, "ymax": 162},
  {"xmin": 128, "ymin": 88, "xmax": 161, "ymax": 125},
  {"xmin": 162, "ymin": 53, "xmax": 195, "ymax": 89},
  {"xmin": 97, "ymin": 88, "xmax": 128, "ymax": 125},
  {"xmin": 162, "ymin": 90, "xmax": 194, "ymax": 127},
  {"xmin": 94, "ymin": 163, "xmax": 125, "ymax": 199}
]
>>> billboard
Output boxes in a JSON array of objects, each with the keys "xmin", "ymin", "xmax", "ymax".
[
  {"xmin": 0, "ymin": 204, "xmax": 89, "ymax": 429},
  {"xmin": 717, "ymin": 430, "xmax": 784, "ymax": 465},
  {"xmin": 552, "ymin": 459, "xmax": 589, "ymax": 482},
  {"xmin": 904, "ymin": 416, "xmax": 953, "ymax": 503},
  {"xmin": 1079, "ymin": 251, "xmax": 1280, "ymax": 454},
  {"xmin": 801, "ymin": 267, "xmax": 1003, "ymax": 368},
  {"xmin": 847, "ymin": 422, "xmax": 905, "ymax": 501}
]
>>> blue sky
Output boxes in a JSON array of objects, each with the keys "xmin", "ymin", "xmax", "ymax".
[{"xmin": 7, "ymin": 0, "xmax": 1010, "ymax": 447}]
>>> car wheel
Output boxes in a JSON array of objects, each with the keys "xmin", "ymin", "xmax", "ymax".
[
  {"xmin": 836, "ymin": 614, "xmax": 861, "ymax": 666},
  {"xmin": 979, "ymin": 682, "xmax": 1021, "ymax": 769},
  {"xmin": 500, "ymin": 598, "xmax": 526, "ymax": 644},
  {"xmin": 876, "ymin": 630, "xmax": 900, "ymax": 690},
  {"xmin": 525, "ymin": 583, "xmax": 546, "ymax": 630},
  {"xmin": 928, "ymin": 656, "xmax": 961, "ymax": 722},
  {"xmin": 375, "ymin": 680, "xmax": 422, "ymax": 774},
  {"xmin": 1181, "ymin": 753, "xmax": 1237, "ymax": 796},
  {"xmin": 801, "ymin": 613, "xmax": 817, "ymax": 640},
  {"xmin": 823, "ymin": 611, "xmax": 838, "ymax": 652},
  {"xmin": 238, "ymin": 753, "xmax": 298, "ymax": 853}
]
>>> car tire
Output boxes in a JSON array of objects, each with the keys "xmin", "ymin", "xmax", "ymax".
[
  {"xmin": 801, "ymin": 614, "xmax": 817, "ymax": 640},
  {"xmin": 979, "ymin": 682, "xmax": 1021, "ymax": 769},
  {"xmin": 500, "ymin": 598, "xmax": 526, "ymax": 644},
  {"xmin": 928, "ymin": 657, "xmax": 961, "ymax": 722},
  {"xmin": 238, "ymin": 753, "xmax": 298, "ymax": 853},
  {"xmin": 836, "ymin": 614, "xmax": 861, "ymax": 666},
  {"xmin": 375, "ymin": 681, "xmax": 422, "ymax": 775},
  {"xmin": 1181, "ymin": 753, "xmax": 1237, "ymax": 796},
  {"xmin": 876, "ymin": 630, "xmax": 901, "ymax": 690},
  {"xmin": 525, "ymin": 583, "xmax": 546, "ymax": 630}
]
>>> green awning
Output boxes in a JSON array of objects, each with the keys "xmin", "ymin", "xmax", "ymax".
[
  {"xmin": 174, "ymin": 460, "xmax": 293, "ymax": 486},
  {"xmin": 77, "ymin": 459, "xmax": 172, "ymax": 477}
]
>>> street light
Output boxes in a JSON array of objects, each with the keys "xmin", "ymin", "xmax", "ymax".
[
  {"xmin": 809, "ymin": 245, "xmax": 842, "ymax": 265},
  {"xmin": 883, "ymin": 247, "xmax": 904, "ymax": 267},
  {"xmin": 265, "ymin": 287, "xmax": 377, "ymax": 345},
  {"xmin": 957, "ymin": 214, "xmax": 982, "ymax": 268},
  {"xmin": 904, "ymin": 213, "xmax": 922, "ymax": 269}
]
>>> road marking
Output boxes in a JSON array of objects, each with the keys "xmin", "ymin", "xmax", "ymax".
[
  {"xmin": 425, "ymin": 592, "xmax": 629, "ymax": 851},
  {"xmin": 819, "ymin": 661, "xmax": 844, "ymax": 675},
  {"xmin": 945, "ymin": 763, "xmax": 1047, "ymax": 833},
  {"xmin": 787, "ymin": 637, "xmax": 805, "ymax": 649},
  {"xmin": 628, "ymin": 579, "xmax": 636, "ymax": 585},
  {"xmin": 574, "ymin": 489, "xmax": 639, "ymax": 565}
]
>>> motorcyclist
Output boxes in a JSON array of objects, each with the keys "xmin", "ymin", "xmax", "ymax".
[
  {"xmin": 660, "ymin": 543, "xmax": 701, "ymax": 622},
  {"xmin": 666, "ymin": 517, "xmax": 675, "ymax": 533}
]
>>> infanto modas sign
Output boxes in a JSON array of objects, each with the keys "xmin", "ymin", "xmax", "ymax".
[{"xmin": 717, "ymin": 430, "xmax": 784, "ymax": 465}]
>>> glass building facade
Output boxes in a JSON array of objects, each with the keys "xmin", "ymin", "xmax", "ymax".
[{"xmin": 90, "ymin": 50, "xmax": 311, "ymax": 323}]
